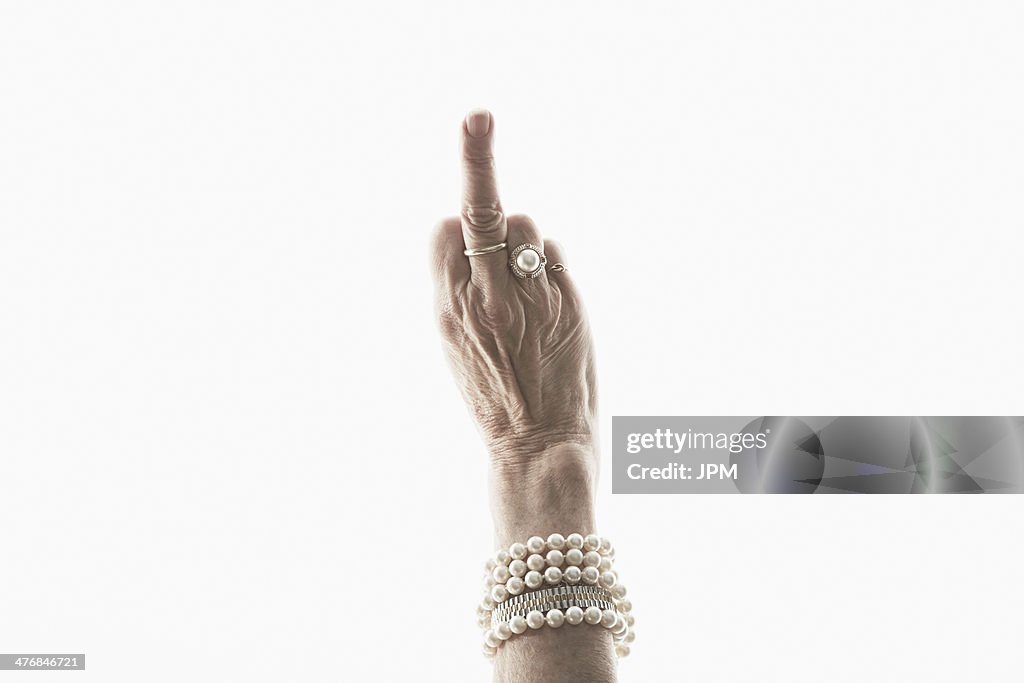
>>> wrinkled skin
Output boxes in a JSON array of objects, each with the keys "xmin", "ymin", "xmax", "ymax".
[
  {"xmin": 431, "ymin": 111, "xmax": 598, "ymax": 469},
  {"xmin": 430, "ymin": 109, "xmax": 614, "ymax": 683},
  {"xmin": 428, "ymin": 107, "xmax": 610, "ymax": 683}
]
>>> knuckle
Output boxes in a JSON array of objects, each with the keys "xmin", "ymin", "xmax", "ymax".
[
  {"xmin": 461, "ymin": 206, "xmax": 504, "ymax": 233},
  {"xmin": 430, "ymin": 219, "xmax": 463, "ymax": 281},
  {"xmin": 476, "ymin": 296, "xmax": 516, "ymax": 331},
  {"xmin": 431, "ymin": 218, "xmax": 461, "ymax": 253},
  {"xmin": 462, "ymin": 152, "xmax": 495, "ymax": 168},
  {"xmin": 506, "ymin": 213, "xmax": 536, "ymax": 229}
]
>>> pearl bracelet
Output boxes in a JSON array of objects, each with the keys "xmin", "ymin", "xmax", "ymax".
[{"xmin": 477, "ymin": 533, "xmax": 634, "ymax": 659}]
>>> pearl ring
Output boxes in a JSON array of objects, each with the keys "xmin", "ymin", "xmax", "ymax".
[{"xmin": 509, "ymin": 243, "xmax": 547, "ymax": 279}]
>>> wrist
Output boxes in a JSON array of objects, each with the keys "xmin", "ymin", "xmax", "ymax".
[{"xmin": 489, "ymin": 443, "xmax": 597, "ymax": 547}]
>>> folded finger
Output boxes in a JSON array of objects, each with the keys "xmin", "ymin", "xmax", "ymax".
[
  {"xmin": 431, "ymin": 217, "xmax": 470, "ymax": 295},
  {"xmin": 506, "ymin": 214, "xmax": 547, "ymax": 285}
]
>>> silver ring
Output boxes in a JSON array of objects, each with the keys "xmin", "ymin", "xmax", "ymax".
[
  {"xmin": 464, "ymin": 242, "xmax": 507, "ymax": 257},
  {"xmin": 509, "ymin": 243, "xmax": 547, "ymax": 279},
  {"xmin": 549, "ymin": 263, "xmax": 567, "ymax": 272}
]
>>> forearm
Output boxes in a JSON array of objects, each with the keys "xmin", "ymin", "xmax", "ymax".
[
  {"xmin": 436, "ymin": 110, "xmax": 620, "ymax": 680},
  {"xmin": 489, "ymin": 444, "xmax": 617, "ymax": 683}
]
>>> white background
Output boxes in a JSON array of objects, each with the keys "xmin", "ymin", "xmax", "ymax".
[{"xmin": 2, "ymin": 2, "xmax": 1022, "ymax": 681}]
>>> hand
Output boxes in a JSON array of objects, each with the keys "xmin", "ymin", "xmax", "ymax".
[
  {"xmin": 431, "ymin": 109, "xmax": 615, "ymax": 682},
  {"xmin": 431, "ymin": 110, "xmax": 599, "ymax": 544}
]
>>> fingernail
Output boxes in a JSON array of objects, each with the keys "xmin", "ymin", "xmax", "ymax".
[{"xmin": 465, "ymin": 109, "xmax": 491, "ymax": 138}]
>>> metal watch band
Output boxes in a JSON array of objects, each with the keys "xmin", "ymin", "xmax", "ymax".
[{"xmin": 491, "ymin": 585, "xmax": 616, "ymax": 624}]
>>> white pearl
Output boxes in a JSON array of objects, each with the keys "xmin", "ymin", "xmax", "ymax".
[
  {"xmin": 613, "ymin": 614, "xmax": 628, "ymax": 636},
  {"xmin": 485, "ymin": 558, "xmax": 497, "ymax": 572},
  {"xmin": 526, "ymin": 536, "xmax": 546, "ymax": 554},
  {"xmin": 565, "ymin": 548, "xmax": 584, "ymax": 566},
  {"xmin": 484, "ymin": 576, "xmax": 496, "ymax": 589},
  {"xmin": 599, "ymin": 571, "xmax": 617, "ymax": 589},
  {"xmin": 582, "ymin": 551, "xmax": 601, "ymax": 568},
  {"xmin": 506, "ymin": 577, "xmax": 525, "ymax": 595},
  {"xmin": 508, "ymin": 559, "xmax": 527, "ymax": 578},
  {"xmin": 611, "ymin": 584, "xmax": 627, "ymax": 599},
  {"xmin": 615, "ymin": 644, "xmax": 630, "ymax": 658},
  {"xmin": 526, "ymin": 610, "xmax": 545, "ymax": 630},
  {"xmin": 583, "ymin": 534, "xmax": 601, "ymax": 552},
  {"xmin": 546, "ymin": 533, "xmax": 566, "ymax": 550},
  {"xmin": 481, "ymin": 595, "xmax": 496, "ymax": 610},
  {"xmin": 524, "ymin": 570, "xmax": 544, "ymax": 589},
  {"xmin": 563, "ymin": 566, "xmax": 582, "ymax": 584},
  {"xmin": 626, "ymin": 614, "xmax": 635, "ymax": 626},
  {"xmin": 583, "ymin": 606, "xmax": 603, "ymax": 625},
  {"xmin": 625, "ymin": 630, "xmax": 636, "ymax": 643},
  {"xmin": 598, "ymin": 557, "xmax": 613, "ymax": 572},
  {"xmin": 600, "ymin": 609, "xmax": 617, "ymax": 628},
  {"xmin": 544, "ymin": 566, "xmax": 562, "ymax": 585},
  {"xmin": 483, "ymin": 644, "xmax": 497, "ymax": 658},
  {"xmin": 565, "ymin": 605, "xmax": 585, "ymax": 625},
  {"xmin": 619, "ymin": 598, "xmax": 633, "ymax": 613},
  {"xmin": 545, "ymin": 608, "xmax": 565, "ymax": 628},
  {"xmin": 599, "ymin": 537, "xmax": 613, "ymax": 555},
  {"xmin": 526, "ymin": 554, "xmax": 546, "ymax": 572},
  {"xmin": 491, "ymin": 584, "xmax": 508, "ymax": 603},
  {"xmin": 477, "ymin": 604, "xmax": 490, "ymax": 618},
  {"xmin": 565, "ymin": 533, "xmax": 584, "ymax": 549},
  {"xmin": 495, "ymin": 622, "xmax": 513, "ymax": 640},
  {"xmin": 515, "ymin": 248, "xmax": 541, "ymax": 273},
  {"xmin": 581, "ymin": 566, "xmax": 600, "ymax": 585},
  {"xmin": 545, "ymin": 549, "xmax": 564, "ymax": 567},
  {"xmin": 478, "ymin": 615, "xmax": 491, "ymax": 629},
  {"xmin": 484, "ymin": 629, "xmax": 501, "ymax": 648},
  {"xmin": 492, "ymin": 565, "xmax": 510, "ymax": 583},
  {"xmin": 495, "ymin": 550, "xmax": 511, "ymax": 566},
  {"xmin": 509, "ymin": 542, "xmax": 528, "ymax": 560},
  {"xmin": 509, "ymin": 615, "xmax": 528, "ymax": 634}
]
